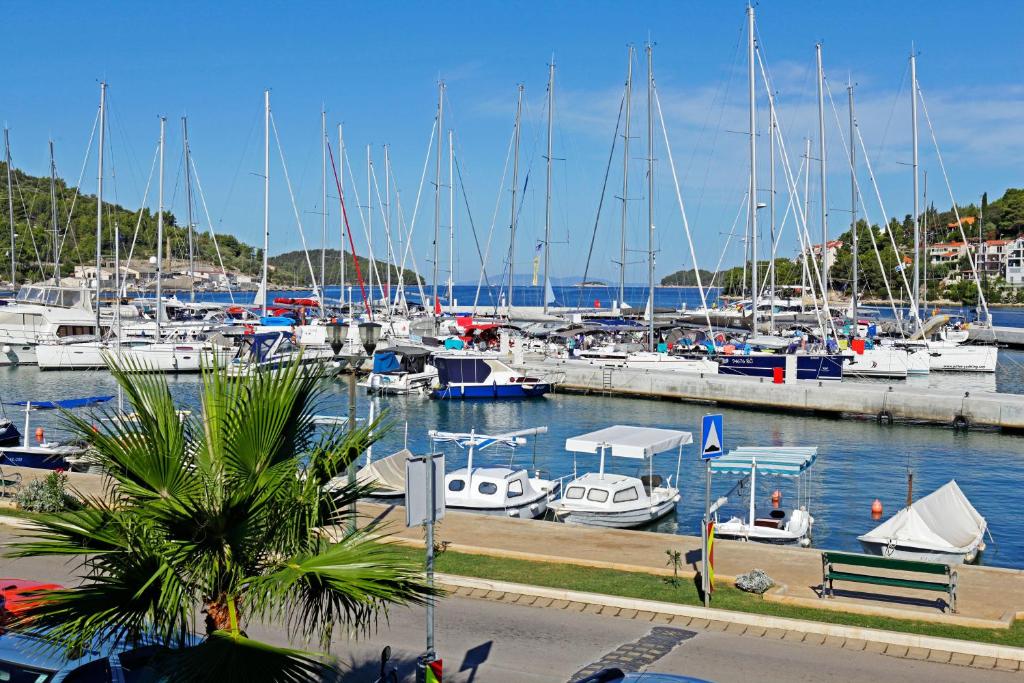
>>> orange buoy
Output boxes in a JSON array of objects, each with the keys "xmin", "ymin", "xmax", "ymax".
[
  {"xmin": 34, "ymin": 427, "xmax": 44, "ymax": 443},
  {"xmin": 871, "ymin": 499, "xmax": 883, "ymax": 517},
  {"xmin": 771, "ymin": 490, "xmax": 782, "ymax": 507}
]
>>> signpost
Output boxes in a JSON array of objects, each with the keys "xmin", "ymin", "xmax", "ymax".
[
  {"xmin": 700, "ymin": 414, "xmax": 724, "ymax": 607},
  {"xmin": 407, "ymin": 453, "xmax": 445, "ymax": 682}
]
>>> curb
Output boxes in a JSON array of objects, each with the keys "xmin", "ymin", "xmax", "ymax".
[{"xmin": 437, "ymin": 573, "xmax": 1024, "ymax": 671}]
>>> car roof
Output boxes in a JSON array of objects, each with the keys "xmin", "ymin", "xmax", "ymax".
[{"xmin": 0, "ymin": 629, "xmax": 201, "ymax": 672}]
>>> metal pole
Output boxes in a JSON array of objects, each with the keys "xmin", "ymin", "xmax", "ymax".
[
  {"xmin": 702, "ymin": 460, "xmax": 711, "ymax": 608},
  {"xmin": 425, "ymin": 452, "xmax": 436, "ymax": 663},
  {"xmin": 321, "ymin": 108, "xmax": 328, "ymax": 304},
  {"xmin": 385, "ymin": 144, "xmax": 392, "ymax": 310},
  {"xmin": 156, "ymin": 116, "xmax": 165, "ymax": 339},
  {"xmin": 619, "ymin": 46, "xmax": 634, "ymax": 312},
  {"xmin": 748, "ymin": 5, "xmax": 759, "ymax": 334},
  {"xmin": 802, "ymin": 138, "xmax": 811, "ymax": 311},
  {"xmin": 49, "ymin": 140, "xmax": 59, "ymax": 281},
  {"xmin": 448, "ymin": 129, "xmax": 455, "ymax": 305},
  {"xmin": 347, "ymin": 366, "xmax": 357, "ymax": 535},
  {"xmin": 182, "ymin": 117, "xmax": 196, "ymax": 303},
  {"xmin": 816, "ymin": 43, "xmax": 829, "ymax": 321},
  {"xmin": 542, "ymin": 56, "xmax": 555, "ymax": 315},
  {"xmin": 509, "ymin": 85, "xmax": 524, "ymax": 317},
  {"xmin": 769, "ymin": 96, "xmax": 776, "ymax": 334},
  {"xmin": 367, "ymin": 144, "xmax": 374, "ymax": 304},
  {"xmin": 849, "ymin": 81, "xmax": 858, "ymax": 321},
  {"xmin": 433, "ymin": 81, "xmax": 445, "ymax": 315},
  {"xmin": 910, "ymin": 50, "xmax": 920, "ymax": 323},
  {"xmin": 95, "ymin": 83, "xmax": 107, "ymax": 332},
  {"xmin": 4, "ymin": 128, "xmax": 13, "ymax": 286},
  {"xmin": 338, "ymin": 123, "xmax": 345, "ymax": 311},
  {"xmin": 646, "ymin": 43, "xmax": 655, "ymax": 350},
  {"xmin": 262, "ymin": 90, "xmax": 270, "ymax": 317}
]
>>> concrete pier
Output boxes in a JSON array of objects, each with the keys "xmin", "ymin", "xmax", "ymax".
[
  {"xmin": 518, "ymin": 357, "xmax": 1024, "ymax": 431},
  {"xmin": 969, "ymin": 325, "xmax": 1024, "ymax": 349}
]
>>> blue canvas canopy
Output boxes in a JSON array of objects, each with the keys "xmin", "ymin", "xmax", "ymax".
[
  {"xmin": 246, "ymin": 332, "xmax": 290, "ymax": 363},
  {"xmin": 372, "ymin": 350, "xmax": 401, "ymax": 374},
  {"xmin": 8, "ymin": 396, "xmax": 114, "ymax": 410},
  {"xmin": 709, "ymin": 446, "xmax": 817, "ymax": 477}
]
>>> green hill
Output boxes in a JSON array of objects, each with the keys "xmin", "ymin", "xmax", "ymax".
[{"xmin": 268, "ymin": 248, "xmax": 421, "ymax": 288}]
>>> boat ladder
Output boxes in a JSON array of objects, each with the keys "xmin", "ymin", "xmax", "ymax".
[{"xmin": 601, "ymin": 366, "xmax": 613, "ymax": 393}]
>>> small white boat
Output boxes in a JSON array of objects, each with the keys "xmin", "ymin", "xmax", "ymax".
[
  {"xmin": 551, "ymin": 425, "xmax": 690, "ymax": 528},
  {"xmin": 361, "ymin": 346, "xmax": 437, "ymax": 395},
  {"xmin": 0, "ymin": 396, "xmax": 112, "ymax": 470},
  {"xmin": 577, "ymin": 347, "xmax": 719, "ymax": 374},
  {"xmin": 354, "ymin": 448, "xmax": 415, "ymax": 499},
  {"xmin": 710, "ymin": 446, "xmax": 819, "ymax": 546},
  {"xmin": 858, "ymin": 480, "xmax": 988, "ymax": 564},
  {"xmin": 226, "ymin": 331, "xmax": 337, "ymax": 377},
  {"xmin": 430, "ymin": 427, "xmax": 557, "ymax": 519}
]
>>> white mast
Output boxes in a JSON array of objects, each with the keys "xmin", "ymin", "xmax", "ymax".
[
  {"xmin": 816, "ymin": 43, "xmax": 829, "ymax": 320},
  {"xmin": 910, "ymin": 49, "xmax": 921, "ymax": 323},
  {"xmin": 321, "ymin": 108, "xmax": 327, "ymax": 305},
  {"xmin": 769, "ymin": 86, "xmax": 777, "ymax": 333},
  {"xmin": 182, "ymin": 117, "xmax": 196, "ymax": 303},
  {"xmin": 619, "ymin": 46, "xmax": 634, "ymax": 311},
  {"xmin": 448, "ymin": 129, "xmax": 455, "ymax": 305},
  {"xmin": 542, "ymin": 56, "xmax": 555, "ymax": 315},
  {"xmin": 261, "ymin": 89, "xmax": 270, "ymax": 317},
  {"xmin": 384, "ymin": 143, "xmax": 392, "ymax": 310},
  {"xmin": 4, "ymin": 129, "xmax": 14, "ymax": 286},
  {"xmin": 646, "ymin": 43, "xmax": 655, "ymax": 349},
  {"xmin": 367, "ymin": 144, "xmax": 373, "ymax": 304},
  {"xmin": 95, "ymin": 82, "xmax": 107, "ymax": 332},
  {"xmin": 748, "ymin": 5, "xmax": 759, "ymax": 333},
  {"xmin": 432, "ymin": 81, "xmax": 445, "ymax": 314},
  {"xmin": 338, "ymin": 123, "xmax": 345, "ymax": 310},
  {"xmin": 49, "ymin": 139, "xmax": 59, "ymax": 281},
  {"xmin": 849, "ymin": 80, "xmax": 858, "ymax": 320},
  {"xmin": 509, "ymin": 84, "xmax": 524, "ymax": 317},
  {"xmin": 801, "ymin": 138, "xmax": 811, "ymax": 310},
  {"xmin": 155, "ymin": 116, "xmax": 166, "ymax": 339}
]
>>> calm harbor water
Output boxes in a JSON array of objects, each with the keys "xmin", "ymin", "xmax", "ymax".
[{"xmin": 2, "ymin": 355, "xmax": 1022, "ymax": 569}]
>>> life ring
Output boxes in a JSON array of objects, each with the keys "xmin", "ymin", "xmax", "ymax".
[
  {"xmin": 243, "ymin": 324, "xmax": 255, "ymax": 335},
  {"xmin": 953, "ymin": 415, "xmax": 969, "ymax": 431}
]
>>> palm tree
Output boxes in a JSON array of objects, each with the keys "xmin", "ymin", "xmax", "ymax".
[{"xmin": 8, "ymin": 359, "xmax": 434, "ymax": 681}]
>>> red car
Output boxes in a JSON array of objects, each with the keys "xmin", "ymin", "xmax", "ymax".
[{"xmin": 0, "ymin": 579, "xmax": 62, "ymax": 623}]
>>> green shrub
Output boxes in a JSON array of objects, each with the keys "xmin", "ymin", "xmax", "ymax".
[{"xmin": 16, "ymin": 471, "xmax": 71, "ymax": 513}]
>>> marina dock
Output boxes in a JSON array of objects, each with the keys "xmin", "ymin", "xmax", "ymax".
[
  {"xmin": 970, "ymin": 325, "xmax": 1024, "ymax": 349},
  {"xmin": 516, "ymin": 357, "xmax": 1024, "ymax": 431}
]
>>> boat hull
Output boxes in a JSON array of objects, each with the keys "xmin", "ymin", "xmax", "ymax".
[
  {"xmin": 858, "ymin": 540, "xmax": 982, "ymax": 565},
  {"xmin": 554, "ymin": 497, "xmax": 677, "ymax": 529},
  {"xmin": 714, "ymin": 354, "xmax": 843, "ymax": 381},
  {"xmin": 0, "ymin": 448, "xmax": 72, "ymax": 470},
  {"xmin": 430, "ymin": 383, "xmax": 552, "ymax": 400},
  {"xmin": 446, "ymin": 494, "xmax": 550, "ymax": 520}
]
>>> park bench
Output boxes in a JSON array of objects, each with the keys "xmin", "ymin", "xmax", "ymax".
[{"xmin": 820, "ymin": 551, "xmax": 957, "ymax": 613}]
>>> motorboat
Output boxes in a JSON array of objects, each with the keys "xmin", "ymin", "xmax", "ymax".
[
  {"xmin": 429, "ymin": 353, "xmax": 561, "ymax": 399},
  {"xmin": 361, "ymin": 346, "xmax": 437, "ymax": 395},
  {"xmin": 858, "ymin": 480, "xmax": 987, "ymax": 564},
  {"xmin": 0, "ymin": 417, "xmax": 21, "ymax": 446},
  {"xmin": 353, "ymin": 448, "xmax": 415, "ymax": 499},
  {"xmin": 709, "ymin": 446, "xmax": 818, "ymax": 546},
  {"xmin": 0, "ymin": 395, "xmax": 113, "ymax": 470},
  {"xmin": 576, "ymin": 347, "xmax": 719, "ymax": 374},
  {"xmin": 550, "ymin": 425, "xmax": 690, "ymax": 529},
  {"xmin": 35, "ymin": 335, "xmax": 234, "ymax": 372},
  {"xmin": 225, "ymin": 331, "xmax": 337, "ymax": 377},
  {"xmin": 0, "ymin": 285, "xmax": 101, "ymax": 365},
  {"xmin": 430, "ymin": 427, "xmax": 557, "ymax": 519}
]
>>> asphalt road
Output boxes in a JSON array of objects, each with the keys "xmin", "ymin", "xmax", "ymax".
[{"xmin": 1, "ymin": 551, "xmax": 1018, "ymax": 683}]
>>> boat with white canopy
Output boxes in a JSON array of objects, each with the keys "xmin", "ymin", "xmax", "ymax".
[
  {"xmin": 709, "ymin": 446, "xmax": 818, "ymax": 546},
  {"xmin": 0, "ymin": 396, "xmax": 113, "ymax": 470},
  {"xmin": 858, "ymin": 480, "xmax": 987, "ymax": 564},
  {"xmin": 550, "ymin": 425, "xmax": 690, "ymax": 528},
  {"xmin": 429, "ymin": 427, "xmax": 556, "ymax": 519}
]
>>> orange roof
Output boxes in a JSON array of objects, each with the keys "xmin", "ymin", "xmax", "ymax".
[
  {"xmin": 985, "ymin": 239, "xmax": 1008, "ymax": 246},
  {"xmin": 931, "ymin": 241, "xmax": 965, "ymax": 249},
  {"xmin": 902, "ymin": 255, "xmax": 913, "ymax": 264},
  {"xmin": 947, "ymin": 216, "xmax": 976, "ymax": 228}
]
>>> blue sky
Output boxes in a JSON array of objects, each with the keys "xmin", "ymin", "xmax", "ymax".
[{"xmin": 4, "ymin": 1, "xmax": 1023, "ymax": 285}]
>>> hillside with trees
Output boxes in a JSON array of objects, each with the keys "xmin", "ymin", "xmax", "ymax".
[{"xmin": 268, "ymin": 249, "xmax": 420, "ymax": 288}]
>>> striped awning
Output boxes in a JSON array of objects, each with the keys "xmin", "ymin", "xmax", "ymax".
[{"xmin": 709, "ymin": 446, "xmax": 818, "ymax": 477}]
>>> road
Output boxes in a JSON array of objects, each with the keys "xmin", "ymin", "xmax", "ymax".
[{"xmin": 1, "ymin": 552, "xmax": 1018, "ymax": 682}]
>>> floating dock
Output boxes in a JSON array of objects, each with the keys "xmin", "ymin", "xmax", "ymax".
[{"xmin": 518, "ymin": 358, "xmax": 1024, "ymax": 431}]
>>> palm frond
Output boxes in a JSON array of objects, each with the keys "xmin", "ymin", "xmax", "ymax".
[{"xmin": 162, "ymin": 630, "xmax": 333, "ymax": 683}]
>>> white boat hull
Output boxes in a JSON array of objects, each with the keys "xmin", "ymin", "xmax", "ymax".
[
  {"xmin": 842, "ymin": 347, "xmax": 929, "ymax": 379},
  {"xmin": 447, "ymin": 493, "xmax": 550, "ymax": 520},
  {"xmin": 37, "ymin": 341, "xmax": 233, "ymax": 372},
  {"xmin": 924, "ymin": 343, "xmax": 997, "ymax": 373},
  {"xmin": 858, "ymin": 540, "xmax": 983, "ymax": 565},
  {"xmin": 553, "ymin": 495, "xmax": 678, "ymax": 529}
]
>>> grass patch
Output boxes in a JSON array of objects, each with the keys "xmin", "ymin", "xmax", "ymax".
[{"xmin": 389, "ymin": 545, "xmax": 1024, "ymax": 648}]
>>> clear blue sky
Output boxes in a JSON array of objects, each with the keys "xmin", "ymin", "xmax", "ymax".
[{"xmin": 4, "ymin": 1, "xmax": 1022, "ymax": 285}]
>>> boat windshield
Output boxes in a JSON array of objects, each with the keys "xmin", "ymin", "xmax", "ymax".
[{"xmin": 0, "ymin": 660, "xmax": 56, "ymax": 683}]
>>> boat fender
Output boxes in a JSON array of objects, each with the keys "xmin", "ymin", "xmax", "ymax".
[
  {"xmin": 953, "ymin": 414, "xmax": 969, "ymax": 431},
  {"xmin": 876, "ymin": 410, "xmax": 894, "ymax": 425}
]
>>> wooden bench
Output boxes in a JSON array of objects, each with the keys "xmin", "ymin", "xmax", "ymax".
[{"xmin": 821, "ymin": 551, "xmax": 957, "ymax": 613}]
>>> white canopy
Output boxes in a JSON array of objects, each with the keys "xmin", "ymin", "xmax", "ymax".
[
  {"xmin": 565, "ymin": 425, "xmax": 693, "ymax": 459},
  {"xmin": 709, "ymin": 446, "xmax": 818, "ymax": 477},
  {"xmin": 355, "ymin": 449, "xmax": 413, "ymax": 494},
  {"xmin": 858, "ymin": 480, "xmax": 987, "ymax": 553}
]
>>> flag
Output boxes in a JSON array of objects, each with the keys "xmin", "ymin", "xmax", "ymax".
[
  {"xmin": 706, "ymin": 521, "xmax": 715, "ymax": 592},
  {"xmin": 434, "ymin": 297, "xmax": 442, "ymax": 315},
  {"xmin": 532, "ymin": 256, "xmax": 540, "ymax": 286},
  {"xmin": 425, "ymin": 659, "xmax": 443, "ymax": 683}
]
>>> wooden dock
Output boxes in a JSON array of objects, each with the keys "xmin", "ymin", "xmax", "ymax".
[{"xmin": 518, "ymin": 358, "xmax": 1024, "ymax": 431}]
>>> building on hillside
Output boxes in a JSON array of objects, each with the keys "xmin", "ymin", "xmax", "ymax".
[
  {"xmin": 978, "ymin": 240, "xmax": 1010, "ymax": 279},
  {"xmin": 1007, "ymin": 236, "xmax": 1024, "ymax": 287},
  {"xmin": 800, "ymin": 240, "xmax": 845, "ymax": 275},
  {"xmin": 945, "ymin": 215, "xmax": 977, "ymax": 234},
  {"xmin": 928, "ymin": 241, "xmax": 971, "ymax": 266}
]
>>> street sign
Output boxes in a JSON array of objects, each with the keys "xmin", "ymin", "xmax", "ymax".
[
  {"xmin": 700, "ymin": 414, "xmax": 724, "ymax": 460},
  {"xmin": 406, "ymin": 454, "xmax": 445, "ymax": 527}
]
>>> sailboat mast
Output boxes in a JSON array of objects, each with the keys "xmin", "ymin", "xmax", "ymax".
[
  {"xmin": 261, "ymin": 90, "xmax": 270, "ymax": 317},
  {"xmin": 619, "ymin": 46, "xmax": 634, "ymax": 312},
  {"xmin": 49, "ymin": 140, "xmax": 59, "ymax": 281},
  {"xmin": 802, "ymin": 138, "xmax": 811, "ymax": 311},
  {"xmin": 367, "ymin": 144, "xmax": 373, "ymax": 304},
  {"xmin": 155, "ymin": 116, "xmax": 166, "ymax": 339},
  {"xmin": 849, "ymin": 81, "xmax": 858, "ymax": 320},
  {"xmin": 769, "ymin": 91, "xmax": 776, "ymax": 333},
  {"xmin": 816, "ymin": 43, "xmax": 829, "ymax": 320},
  {"xmin": 338, "ymin": 123, "xmax": 345, "ymax": 310},
  {"xmin": 509, "ymin": 84, "xmax": 524, "ymax": 317},
  {"xmin": 543, "ymin": 57, "xmax": 555, "ymax": 315},
  {"xmin": 910, "ymin": 50, "xmax": 921, "ymax": 322},
  {"xmin": 4, "ymin": 129, "xmax": 13, "ymax": 286},
  {"xmin": 433, "ymin": 81, "xmax": 445, "ymax": 314},
  {"xmin": 646, "ymin": 43, "xmax": 655, "ymax": 350},
  {"xmin": 95, "ymin": 83, "xmax": 107, "ymax": 332},
  {"xmin": 748, "ymin": 5, "xmax": 759, "ymax": 334},
  {"xmin": 385, "ymin": 143, "xmax": 391, "ymax": 310},
  {"xmin": 321, "ymin": 108, "xmax": 327, "ymax": 304},
  {"xmin": 448, "ymin": 129, "xmax": 455, "ymax": 305},
  {"xmin": 182, "ymin": 117, "xmax": 196, "ymax": 303}
]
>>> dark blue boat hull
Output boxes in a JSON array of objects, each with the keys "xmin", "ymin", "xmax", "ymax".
[
  {"xmin": 0, "ymin": 422, "xmax": 20, "ymax": 447},
  {"xmin": 0, "ymin": 448, "xmax": 69, "ymax": 470},
  {"xmin": 430, "ymin": 383, "xmax": 553, "ymax": 400},
  {"xmin": 714, "ymin": 354, "xmax": 843, "ymax": 381}
]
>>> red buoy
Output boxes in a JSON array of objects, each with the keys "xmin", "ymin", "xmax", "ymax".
[
  {"xmin": 771, "ymin": 490, "xmax": 781, "ymax": 507},
  {"xmin": 34, "ymin": 427, "xmax": 44, "ymax": 443},
  {"xmin": 871, "ymin": 499, "xmax": 883, "ymax": 518}
]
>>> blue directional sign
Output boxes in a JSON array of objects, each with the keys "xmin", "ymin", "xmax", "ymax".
[{"xmin": 701, "ymin": 414, "xmax": 724, "ymax": 460}]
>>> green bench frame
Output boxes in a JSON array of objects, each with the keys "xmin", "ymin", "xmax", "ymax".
[{"xmin": 821, "ymin": 551, "xmax": 957, "ymax": 613}]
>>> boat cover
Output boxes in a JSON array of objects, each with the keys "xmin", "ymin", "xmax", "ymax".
[
  {"xmin": 372, "ymin": 351, "xmax": 402, "ymax": 374},
  {"xmin": 858, "ymin": 480, "xmax": 986, "ymax": 553},
  {"xmin": 565, "ymin": 425, "xmax": 693, "ymax": 459},
  {"xmin": 709, "ymin": 446, "xmax": 818, "ymax": 477},
  {"xmin": 433, "ymin": 355, "xmax": 495, "ymax": 385},
  {"xmin": 8, "ymin": 396, "xmax": 114, "ymax": 410},
  {"xmin": 356, "ymin": 448, "xmax": 414, "ymax": 494}
]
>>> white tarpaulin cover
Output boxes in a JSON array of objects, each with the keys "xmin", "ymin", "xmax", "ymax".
[
  {"xmin": 356, "ymin": 449, "xmax": 414, "ymax": 494},
  {"xmin": 565, "ymin": 425, "xmax": 693, "ymax": 459},
  {"xmin": 858, "ymin": 480, "xmax": 986, "ymax": 553}
]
